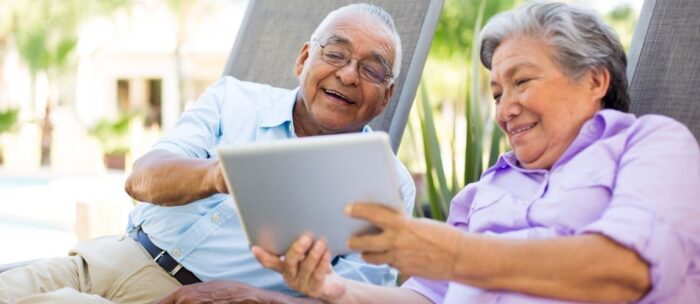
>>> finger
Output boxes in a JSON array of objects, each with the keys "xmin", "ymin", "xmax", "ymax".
[
  {"xmin": 284, "ymin": 234, "xmax": 313, "ymax": 278},
  {"xmin": 361, "ymin": 251, "xmax": 393, "ymax": 266},
  {"xmin": 308, "ymin": 251, "xmax": 332, "ymax": 298},
  {"xmin": 251, "ymin": 246, "xmax": 283, "ymax": 272},
  {"xmin": 297, "ymin": 240, "xmax": 328, "ymax": 287},
  {"xmin": 346, "ymin": 203, "xmax": 401, "ymax": 228},
  {"xmin": 347, "ymin": 233, "xmax": 390, "ymax": 253}
]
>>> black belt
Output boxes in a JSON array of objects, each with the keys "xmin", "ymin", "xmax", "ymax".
[{"xmin": 133, "ymin": 229, "xmax": 202, "ymax": 285}]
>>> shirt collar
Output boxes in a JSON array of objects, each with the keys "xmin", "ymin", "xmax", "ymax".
[
  {"xmin": 259, "ymin": 87, "xmax": 299, "ymax": 128},
  {"xmin": 485, "ymin": 110, "xmax": 621, "ymax": 174}
]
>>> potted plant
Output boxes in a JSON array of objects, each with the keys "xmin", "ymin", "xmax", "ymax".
[
  {"xmin": 0, "ymin": 108, "xmax": 19, "ymax": 165},
  {"xmin": 88, "ymin": 113, "xmax": 135, "ymax": 170}
]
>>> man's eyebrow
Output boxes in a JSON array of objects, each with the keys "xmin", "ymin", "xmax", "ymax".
[
  {"xmin": 490, "ymin": 62, "xmax": 539, "ymax": 86},
  {"xmin": 324, "ymin": 35, "xmax": 350, "ymax": 46}
]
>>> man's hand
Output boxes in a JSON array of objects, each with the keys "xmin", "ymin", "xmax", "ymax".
[
  {"xmin": 156, "ymin": 280, "xmax": 320, "ymax": 304},
  {"xmin": 346, "ymin": 202, "xmax": 463, "ymax": 280},
  {"xmin": 253, "ymin": 235, "xmax": 346, "ymax": 300}
]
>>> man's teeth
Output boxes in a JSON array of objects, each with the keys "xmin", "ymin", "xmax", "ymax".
[
  {"xmin": 324, "ymin": 90, "xmax": 353, "ymax": 104},
  {"xmin": 510, "ymin": 122, "xmax": 537, "ymax": 135}
]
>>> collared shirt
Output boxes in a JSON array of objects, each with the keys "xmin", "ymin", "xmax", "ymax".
[
  {"xmin": 403, "ymin": 110, "xmax": 700, "ymax": 303},
  {"xmin": 127, "ymin": 76, "xmax": 416, "ymax": 294}
]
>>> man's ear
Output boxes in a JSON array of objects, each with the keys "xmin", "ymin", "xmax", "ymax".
[
  {"xmin": 294, "ymin": 43, "xmax": 311, "ymax": 77},
  {"xmin": 375, "ymin": 83, "xmax": 395, "ymax": 115},
  {"xmin": 588, "ymin": 67, "xmax": 611, "ymax": 103}
]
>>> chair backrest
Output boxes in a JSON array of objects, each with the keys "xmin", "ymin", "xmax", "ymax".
[
  {"xmin": 222, "ymin": 0, "xmax": 444, "ymax": 152},
  {"xmin": 627, "ymin": 0, "xmax": 700, "ymax": 142}
]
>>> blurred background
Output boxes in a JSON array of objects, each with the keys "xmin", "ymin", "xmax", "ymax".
[{"xmin": 0, "ymin": 0, "xmax": 641, "ymax": 264}]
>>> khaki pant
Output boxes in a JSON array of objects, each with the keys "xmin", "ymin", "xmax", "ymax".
[{"xmin": 0, "ymin": 235, "xmax": 181, "ymax": 303}]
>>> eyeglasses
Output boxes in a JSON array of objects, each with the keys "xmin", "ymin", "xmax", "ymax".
[{"xmin": 318, "ymin": 43, "xmax": 393, "ymax": 84}]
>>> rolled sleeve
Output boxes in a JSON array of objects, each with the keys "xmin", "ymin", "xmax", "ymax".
[
  {"xmin": 580, "ymin": 206, "xmax": 691, "ymax": 303},
  {"xmin": 333, "ymin": 254, "xmax": 398, "ymax": 286},
  {"xmin": 579, "ymin": 116, "xmax": 700, "ymax": 302}
]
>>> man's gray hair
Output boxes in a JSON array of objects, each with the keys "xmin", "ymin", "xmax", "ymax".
[
  {"xmin": 311, "ymin": 3, "xmax": 403, "ymax": 84},
  {"xmin": 479, "ymin": 1, "xmax": 629, "ymax": 112}
]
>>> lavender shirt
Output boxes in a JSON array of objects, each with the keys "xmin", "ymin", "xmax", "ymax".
[{"xmin": 402, "ymin": 110, "xmax": 700, "ymax": 303}]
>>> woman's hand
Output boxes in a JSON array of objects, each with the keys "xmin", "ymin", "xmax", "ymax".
[
  {"xmin": 252, "ymin": 235, "xmax": 346, "ymax": 300},
  {"xmin": 346, "ymin": 202, "xmax": 464, "ymax": 280}
]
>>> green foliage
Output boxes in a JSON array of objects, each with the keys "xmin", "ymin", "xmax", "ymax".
[
  {"xmin": 412, "ymin": 0, "xmax": 512, "ymax": 220},
  {"xmin": 431, "ymin": 0, "xmax": 519, "ymax": 62},
  {"xmin": 88, "ymin": 113, "xmax": 136, "ymax": 155},
  {"xmin": 0, "ymin": 108, "xmax": 19, "ymax": 134}
]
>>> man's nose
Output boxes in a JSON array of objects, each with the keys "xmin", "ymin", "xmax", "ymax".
[{"xmin": 335, "ymin": 60, "xmax": 360, "ymax": 86}]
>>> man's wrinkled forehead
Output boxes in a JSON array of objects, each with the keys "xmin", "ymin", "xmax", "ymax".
[{"xmin": 316, "ymin": 13, "xmax": 393, "ymax": 45}]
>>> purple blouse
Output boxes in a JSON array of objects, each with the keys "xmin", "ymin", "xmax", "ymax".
[{"xmin": 402, "ymin": 110, "xmax": 700, "ymax": 303}]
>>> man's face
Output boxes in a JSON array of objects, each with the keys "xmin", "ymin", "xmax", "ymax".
[{"xmin": 294, "ymin": 14, "xmax": 396, "ymax": 134}]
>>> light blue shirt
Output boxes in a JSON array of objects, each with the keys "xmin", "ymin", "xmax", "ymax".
[{"xmin": 127, "ymin": 76, "xmax": 416, "ymax": 294}]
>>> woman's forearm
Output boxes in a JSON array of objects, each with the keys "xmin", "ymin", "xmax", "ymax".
[
  {"xmin": 449, "ymin": 233, "xmax": 650, "ymax": 302},
  {"xmin": 124, "ymin": 149, "xmax": 226, "ymax": 206},
  {"xmin": 329, "ymin": 279, "xmax": 431, "ymax": 304}
]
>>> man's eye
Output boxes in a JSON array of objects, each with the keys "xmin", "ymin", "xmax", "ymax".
[
  {"xmin": 326, "ymin": 52, "xmax": 346, "ymax": 61},
  {"xmin": 362, "ymin": 67, "xmax": 382, "ymax": 79}
]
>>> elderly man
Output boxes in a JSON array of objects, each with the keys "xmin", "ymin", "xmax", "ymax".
[{"xmin": 0, "ymin": 3, "xmax": 415, "ymax": 303}]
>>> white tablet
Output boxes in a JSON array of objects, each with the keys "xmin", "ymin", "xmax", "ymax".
[{"xmin": 217, "ymin": 132, "xmax": 403, "ymax": 255}]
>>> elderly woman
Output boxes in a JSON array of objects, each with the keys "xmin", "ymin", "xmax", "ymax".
[{"xmin": 253, "ymin": 1, "xmax": 700, "ymax": 303}]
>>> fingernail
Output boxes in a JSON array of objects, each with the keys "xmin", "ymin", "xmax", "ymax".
[{"xmin": 344, "ymin": 205, "xmax": 352, "ymax": 214}]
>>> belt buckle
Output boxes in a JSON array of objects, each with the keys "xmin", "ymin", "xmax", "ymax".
[{"xmin": 153, "ymin": 250, "xmax": 183, "ymax": 276}]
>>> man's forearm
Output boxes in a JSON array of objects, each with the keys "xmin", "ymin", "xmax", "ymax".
[
  {"xmin": 449, "ymin": 233, "xmax": 650, "ymax": 303},
  {"xmin": 125, "ymin": 149, "xmax": 225, "ymax": 206}
]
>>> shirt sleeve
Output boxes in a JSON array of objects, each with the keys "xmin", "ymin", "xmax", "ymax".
[
  {"xmin": 578, "ymin": 117, "xmax": 700, "ymax": 303},
  {"xmin": 401, "ymin": 276, "xmax": 448, "ymax": 303},
  {"xmin": 151, "ymin": 77, "xmax": 228, "ymax": 158},
  {"xmin": 394, "ymin": 158, "xmax": 417, "ymax": 215}
]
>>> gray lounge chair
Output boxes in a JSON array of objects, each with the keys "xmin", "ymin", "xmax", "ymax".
[{"xmin": 627, "ymin": 0, "xmax": 700, "ymax": 140}]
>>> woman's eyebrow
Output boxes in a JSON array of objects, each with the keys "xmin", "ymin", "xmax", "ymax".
[{"xmin": 491, "ymin": 62, "xmax": 540, "ymax": 86}]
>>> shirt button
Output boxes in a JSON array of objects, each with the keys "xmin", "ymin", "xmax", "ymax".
[
  {"xmin": 588, "ymin": 124, "xmax": 598, "ymax": 134},
  {"xmin": 172, "ymin": 249, "xmax": 181, "ymax": 257},
  {"xmin": 211, "ymin": 213, "xmax": 221, "ymax": 222}
]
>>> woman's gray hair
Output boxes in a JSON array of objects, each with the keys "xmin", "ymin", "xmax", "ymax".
[
  {"xmin": 479, "ymin": 1, "xmax": 629, "ymax": 112},
  {"xmin": 311, "ymin": 3, "xmax": 403, "ymax": 83}
]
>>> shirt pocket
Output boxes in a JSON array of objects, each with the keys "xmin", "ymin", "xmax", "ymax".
[
  {"xmin": 536, "ymin": 169, "xmax": 615, "ymax": 231},
  {"xmin": 465, "ymin": 185, "xmax": 531, "ymax": 233}
]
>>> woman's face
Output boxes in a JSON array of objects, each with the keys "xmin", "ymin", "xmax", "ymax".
[{"xmin": 490, "ymin": 37, "xmax": 607, "ymax": 170}]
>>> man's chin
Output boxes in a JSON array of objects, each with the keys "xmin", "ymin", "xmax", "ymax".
[{"xmin": 318, "ymin": 121, "xmax": 363, "ymax": 134}]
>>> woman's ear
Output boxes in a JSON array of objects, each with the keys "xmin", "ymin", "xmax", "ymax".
[
  {"xmin": 294, "ymin": 43, "xmax": 311, "ymax": 77},
  {"xmin": 588, "ymin": 67, "xmax": 611, "ymax": 102}
]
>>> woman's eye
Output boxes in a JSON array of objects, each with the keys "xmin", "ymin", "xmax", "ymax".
[
  {"xmin": 515, "ymin": 78, "xmax": 530, "ymax": 86},
  {"xmin": 493, "ymin": 94, "xmax": 502, "ymax": 104}
]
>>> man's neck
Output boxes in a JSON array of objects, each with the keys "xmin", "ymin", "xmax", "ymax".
[{"xmin": 292, "ymin": 97, "xmax": 322, "ymax": 137}]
